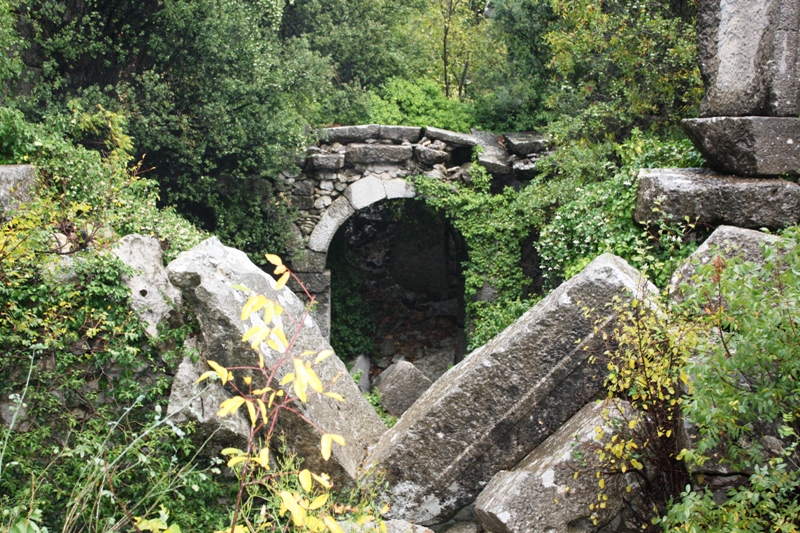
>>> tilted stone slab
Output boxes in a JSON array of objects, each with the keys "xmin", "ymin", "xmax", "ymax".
[
  {"xmin": 384, "ymin": 178, "xmax": 416, "ymax": 200},
  {"xmin": 697, "ymin": 0, "xmax": 795, "ymax": 117},
  {"xmin": 682, "ymin": 117, "xmax": 800, "ymax": 176},
  {"xmin": 345, "ymin": 144, "xmax": 413, "ymax": 165},
  {"xmin": 309, "ymin": 196, "xmax": 356, "ymax": 252},
  {"xmin": 319, "ymin": 125, "xmax": 380, "ymax": 143},
  {"xmin": 475, "ymin": 400, "xmax": 635, "ymax": 533},
  {"xmin": 635, "ymin": 168, "xmax": 800, "ymax": 230},
  {"xmin": 364, "ymin": 254, "xmax": 655, "ymax": 525},
  {"xmin": 502, "ymin": 132, "xmax": 548, "ymax": 157},
  {"xmin": 0, "ymin": 164, "xmax": 36, "ymax": 216},
  {"xmin": 167, "ymin": 238, "xmax": 386, "ymax": 487},
  {"xmin": 424, "ymin": 127, "xmax": 477, "ymax": 147},
  {"xmin": 308, "ymin": 153, "xmax": 345, "ymax": 170},
  {"xmin": 345, "ymin": 175, "xmax": 387, "ymax": 210},
  {"xmin": 380, "ymin": 125, "xmax": 423, "ymax": 143},
  {"xmin": 472, "ymin": 130, "xmax": 512, "ymax": 175}
]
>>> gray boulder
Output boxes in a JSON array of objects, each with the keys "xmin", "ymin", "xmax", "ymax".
[
  {"xmin": 472, "ymin": 130, "xmax": 512, "ymax": 175},
  {"xmin": 380, "ymin": 126, "xmax": 423, "ymax": 143},
  {"xmin": 697, "ymin": 0, "xmax": 799, "ymax": 117},
  {"xmin": 0, "ymin": 165, "xmax": 36, "ymax": 217},
  {"xmin": 309, "ymin": 153, "xmax": 346, "ymax": 170},
  {"xmin": 475, "ymin": 399, "xmax": 636, "ymax": 533},
  {"xmin": 350, "ymin": 354, "xmax": 372, "ymax": 394},
  {"xmin": 113, "ymin": 234, "xmax": 182, "ymax": 337},
  {"xmin": 682, "ymin": 117, "xmax": 800, "ymax": 176},
  {"xmin": 424, "ymin": 127, "xmax": 477, "ymax": 147},
  {"xmin": 320, "ymin": 125, "xmax": 380, "ymax": 143},
  {"xmin": 346, "ymin": 144, "xmax": 414, "ymax": 165},
  {"xmin": 363, "ymin": 254, "xmax": 656, "ymax": 525},
  {"xmin": 167, "ymin": 237, "xmax": 386, "ymax": 486},
  {"xmin": 373, "ymin": 361, "xmax": 433, "ymax": 417},
  {"xmin": 635, "ymin": 168, "xmax": 800, "ymax": 230},
  {"xmin": 415, "ymin": 146, "xmax": 451, "ymax": 166}
]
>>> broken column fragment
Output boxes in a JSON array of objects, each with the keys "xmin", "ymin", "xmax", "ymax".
[{"xmin": 363, "ymin": 254, "xmax": 656, "ymax": 525}]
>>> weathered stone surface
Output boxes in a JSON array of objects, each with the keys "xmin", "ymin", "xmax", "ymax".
[
  {"xmin": 292, "ymin": 195, "xmax": 314, "ymax": 210},
  {"xmin": 381, "ymin": 125, "xmax": 423, "ymax": 143},
  {"xmin": 475, "ymin": 400, "xmax": 635, "ymax": 533},
  {"xmin": 472, "ymin": 130, "xmax": 512, "ymax": 175},
  {"xmin": 384, "ymin": 178, "xmax": 416, "ymax": 200},
  {"xmin": 670, "ymin": 225, "xmax": 781, "ymax": 292},
  {"xmin": 635, "ymin": 168, "xmax": 800, "ymax": 230},
  {"xmin": 503, "ymin": 133, "xmax": 548, "ymax": 157},
  {"xmin": 373, "ymin": 361, "xmax": 433, "ymax": 417},
  {"xmin": 364, "ymin": 254, "xmax": 656, "ymax": 524},
  {"xmin": 345, "ymin": 175, "xmax": 387, "ymax": 210},
  {"xmin": 0, "ymin": 165, "xmax": 36, "ymax": 216},
  {"xmin": 346, "ymin": 144, "xmax": 414, "ymax": 165},
  {"xmin": 339, "ymin": 520, "xmax": 433, "ymax": 533},
  {"xmin": 167, "ymin": 237, "xmax": 386, "ymax": 486},
  {"xmin": 424, "ymin": 127, "xmax": 477, "ymax": 146},
  {"xmin": 414, "ymin": 145, "xmax": 451, "ymax": 166},
  {"xmin": 113, "ymin": 234, "xmax": 182, "ymax": 337},
  {"xmin": 682, "ymin": 117, "xmax": 800, "ymax": 176},
  {"xmin": 349, "ymin": 354, "xmax": 372, "ymax": 393},
  {"xmin": 289, "ymin": 270, "xmax": 331, "ymax": 294},
  {"xmin": 309, "ymin": 196, "xmax": 356, "ymax": 252},
  {"xmin": 438, "ymin": 523, "xmax": 479, "ymax": 533},
  {"xmin": 697, "ymin": 0, "xmax": 798, "ymax": 116},
  {"xmin": 291, "ymin": 250, "xmax": 328, "ymax": 273},
  {"xmin": 320, "ymin": 125, "xmax": 380, "ymax": 143},
  {"xmin": 308, "ymin": 153, "xmax": 345, "ymax": 170},
  {"xmin": 167, "ymin": 355, "xmax": 251, "ymax": 454},
  {"xmin": 511, "ymin": 158, "xmax": 538, "ymax": 180}
]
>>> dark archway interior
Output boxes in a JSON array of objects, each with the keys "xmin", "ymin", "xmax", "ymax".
[{"xmin": 327, "ymin": 198, "xmax": 468, "ymax": 382}]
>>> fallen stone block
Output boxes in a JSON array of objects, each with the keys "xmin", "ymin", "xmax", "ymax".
[
  {"xmin": 320, "ymin": 125, "xmax": 380, "ymax": 143},
  {"xmin": 424, "ymin": 127, "xmax": 477, "ymax": 147},
  {"xmin": 346, "ymin": 144, "xmax": 414, "ymax": 165},
  {"xmin": 114, "ymin": 234, "xmax": 182, "ymax": 338},
  {"xmin": 167, "ymin": 237, "xmax": 386, "ymax": 487},
  {"xmin": 472, "ymin": 130, "xmax": 511, "ymax": 175},
  {"xmin": 475, "ymin": 399, "xmax": 636, "ymax": 533},
  {"xmin": 373, "ymin": 361, "xmax": 433, "ymax": 417},
  {"xmin": 414, "ymin": 146, "xmax": 451, "ymax": 166},
  {"xmin": 364, "ymin": 254, "xmax": 655, "ymax": 524},
  {"xmin": 682, "ymin": 117, "xmax": 800, "ymax": 176},
  {"xmin": 0, "ymin": 165, "xmax": 36, "ymax": 217},
  {"xmin": 502, "ymin": 133, "xmax": 548, "ymax": 157},
  {"xmin": 635, "ymin": 168, "xmax": 800, "ymax": 230}
]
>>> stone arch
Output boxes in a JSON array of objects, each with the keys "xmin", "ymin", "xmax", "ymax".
[{"xmin": 286, "ymin": 124, "xmax": 549, "ymax": 338}]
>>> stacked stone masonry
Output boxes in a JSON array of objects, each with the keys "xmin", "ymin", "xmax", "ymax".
[{"xmin": 284, "ymin": 125, "xmax": 549, "ymax": 338}]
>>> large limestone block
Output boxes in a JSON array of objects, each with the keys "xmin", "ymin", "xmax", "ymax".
[
  {"xmin": 502, "ymin": 133, "xmax": 548, "ymax": 157},
  {"xmin": 309, "ymin": 196, "xmax": 356, "ymax": 252},
  {"xmin": 697, "ymin": 0, "xmax": 799, "ymax": 116},
  {"xmin": 670, "ymin": 225, "xmax": 781, "ymax": 292},
  {"xmin": 364, "ymin": 254, "xmax": 655, "ymax": 525},
  {"xmin": 472, "ymin": 130, "xmax": 512, "ymax": 175},
  {"xmin": 424, "ymin": 127, "xmax": 477, "ymax": 147},
  {"xmin": 345, "ymin": 144, "xmax": 413, "ymax": 165},
  {"xmin": 635, "ymin": 168, "xmax": 800, "ymax": 230},
  {"xmin": 320, "ymin": 125, "xmax": 380, "ymax": 143},
  {"xmin": 0, "ymin": 165, "xmax": 36, "ymax": 216},
  {"xmin": 345, "ymin": 175, "xmax": 387, "ymax": 210},
  {"xmin": 167, "ymin": 238, "xmax": 386, "ymax": 486},
  {"xmin": 380, "ymin": 126, "xmax": 423, "ymax": 143},
  {"xmin": 309, "ymin": 153, "xmax": 345, "ymax": 170},
  {"xmin": 414, "ymin": 145, "xmax": 451, "ymax": 166},
  {"xmin": 113, "ymin": 234, "xmax": 182, "ymax": 337},
  {"xmin": 373, "ymin": 361, "xmax": 433, "ymax": 417},
  {"xmin": 682, "ymin": 117, "xmax": 800, "ymax": 176},
  {"xmin": 475, "ymin": 400, "xmax": 635, "ymax": 533},
  {"xmin": 384, "ymin": 178, "xmax": 416, "ymax": 200}
]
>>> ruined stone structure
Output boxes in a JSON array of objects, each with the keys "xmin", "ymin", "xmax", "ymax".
[{"xmin": 285, "ymin": 125, "xmax": 548, "ymax": 337}]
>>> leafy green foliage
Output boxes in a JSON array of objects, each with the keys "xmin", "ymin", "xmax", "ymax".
[{"xmin": 368, "ymin": 78, "xmax": 475, "ymax": 133}]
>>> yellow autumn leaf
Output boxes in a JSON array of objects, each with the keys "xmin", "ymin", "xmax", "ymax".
[
  {"xmin": 246, "ymin": 400, "xmax": 257, "ymax": 427},
  {"xmin": 253, "ymin": 447, "xmax": 270, "ymax": 469},
  {"xmin": 241, "ymin": 294, "xmax": 268, "ymax": 321},
  {"xmin": 195, "ymin": 370, "xmax": 216, "ymax": 383},
  {"xmin": 356, "ymin": 516, "xmax": 371, "ymax": 526},
  {"xmin": 275, "ymin": 302, "xmax": 284, "ymax": 316},
  {"xmin": 321, "ymin": 434, "xmax": 332, "ymax": 461},
  {"xmin": 294, "ymin": 378, "xmax": 308, "ymax": 403},
  {"xmin": 294, "ymin": 358, "xmax": 309, "ymax": 387},
  {"xmin": 274, "ymin": 264, "xmax": 287, "ymax": 275},
  {"xmin": 263, "ymin": 299, "xmax": 275, "ymax": 324},
  {"xmin": 217, "ymin": 396, "xmax": 246, "ymax": 417},
  {"xmin": 306, "ymin": 364, "xmax": 324, "ymax": 393},
  {"xmin": 214, "ymin": 525, "xmax": 247, "ymax": 533},
  {"xmin": 299, "ymin": 469, "xmax": 313, "ymax": 492},
  {"xmin": 280, "ymin": 491, "xmax": 306, "ymax": 527},
  {"xmin": 380, "ymin": 521, "xmax": 387, "ymax": 533},
  {"xmin": 309, "ymin": 494, "xmax": 329, "ymax": 510},
  {"xmin": 315, "ymin": 350, "xmax": 334, "ymax": 363},
  {"xmin": 305, "ymin": 516, "xmax": 326, "ymax": 532},
  {"xmin": 220, "ymin": 448, "xmax": 243, "ymax": 456},
  {"xmin": 300, "ymin": 350, "xmax": 316, "ymax": 357},
  {"xmin": 274, "ymin": 328, "xmax": 289, "ymax": 350},
  {"xmin": 227, "ymin": 455, "xmax": 248, "ymax": 468},
  {"xmin": 312, "ymin": 472, "xmax": 331, "ymax": 489},
  {"xmin": 257, "ymin": 398, "xmax": 268, "ymax": 421},
  {"xmin": 324, "ymin": 392, "xmax": 344, "ymax": 402},
  {"xmin": 329, "ymin": 434, "xmax": 345, "ymax": 447},
  {"xmin": 258, "ymin": 351, "xmax": 265, "ymax": 369},
  {"xmin": 250, "ymin": 327, "xmax": 271, "ymax": 350},
  {"xmin": 598, "ymin": 478, "xmax": 605, "ymax": 489},
  {"xmin": 265, "ymin": 253, "xmax": 283, "ymax": 267},
  {"xmin": 281, "ymin": 373, "xmax": 295, "ymax": 385},
  {"xmin": 323, "ymin": 516, "xmax": 344, "ymax": 533},
  {"xmin": 275, "ymin": 271, "xmax": 290, "ymax": 290},
  {"xmin": 379, "ymin": 503, "xmax": 390, "ymax": 515},
  {"xmin": 267, "ymin": 339, "xmax": 281, "ymax": 352},
  {"xmin": 253, "ymin": 387, "xmax": 271, "ymax": 395},
  {"xmin": 207, "ymin": 360, "xmax": 228, "ymax": 385},
  {"xmin": 268, "ymin": 391, "xmax": 277, "ymax": 408},
  {"xmin": 242, "ymin": 325, "xmax": 262, "ymax": 343}
]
